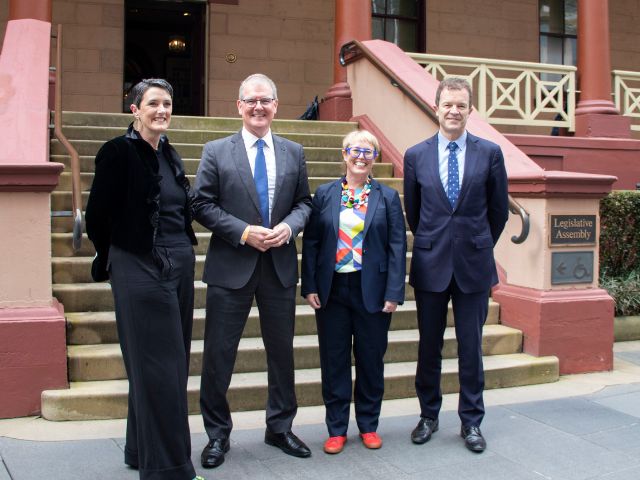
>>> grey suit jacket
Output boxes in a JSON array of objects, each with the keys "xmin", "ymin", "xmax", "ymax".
[{"xmin": 192, "ymin": 131, "xmax": 312, "ymax": 289}]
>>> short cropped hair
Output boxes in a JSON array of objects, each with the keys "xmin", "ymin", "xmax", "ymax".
[
  {"xmin": 238, "ymin": 73, "xmax": 278, "ymax": 100},
  {"xmin": 342, "ymin": 129, "xmax": 381, "ymax": 153},
  {"xmin": 128, "ymin": 78, "xmax": 173, "ymax": 108},
  {"xmin": 435, "ymin": 77, "xmax": 473, "ymax": 107}
]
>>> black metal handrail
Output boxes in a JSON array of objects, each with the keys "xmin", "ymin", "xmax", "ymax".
[
  {"xmin": 52, "ymin": 24, "xmax": 82, "ymax": 251},
  {"xmin": 340, "ymin": 39, "xmax": 530, "ymax": 244}
]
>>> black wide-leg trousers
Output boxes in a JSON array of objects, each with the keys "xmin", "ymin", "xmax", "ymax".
[
  {"xmin": 316, "ymin": 271, "xmax": 392, "ymax": 436},
  {"xmin": 109, "ymin": 244, "xmax": 196, "ymax": 480}
]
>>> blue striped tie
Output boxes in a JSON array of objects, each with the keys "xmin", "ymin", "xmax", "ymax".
[
  {"xmin": 447, "ymin": 141, "xmax": 459, "ymax": 207},
  {"xmin": 254, "ymin": 139, "xmax": 269, "ymax": 227}
]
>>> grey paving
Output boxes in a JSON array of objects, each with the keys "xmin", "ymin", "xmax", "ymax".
[
  {"xmin": 2, "ymin": 349, "xmax": 640, "ymax": 479},
  {"xmin": 0, "ymin": 460, "xmax": 11, "ymax": 480},
  {"xmin": 615, "ymin": 350, "xmax": 640, "ymax": 366}
]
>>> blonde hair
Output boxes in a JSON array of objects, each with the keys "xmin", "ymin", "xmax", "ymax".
[{"xmin": 342, "ymin": 129, "xmax": 381, "ymax": 153}]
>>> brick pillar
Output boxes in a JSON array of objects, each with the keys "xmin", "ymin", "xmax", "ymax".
[
  {"xmin": 0, "ymin": 0, "xmax": 68, "ymax": 418},
  {"xmin": 574, "ymin": 0, "xmax": 630, "ymax": 138},
  {"xmin": 319, "ymin": 0, "xmax": 371, "ymax": 121}
]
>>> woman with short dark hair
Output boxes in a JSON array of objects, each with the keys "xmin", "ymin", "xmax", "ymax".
[{"xmin": 86, "ymin": 78, "xmax": 202, "ymax": 480}]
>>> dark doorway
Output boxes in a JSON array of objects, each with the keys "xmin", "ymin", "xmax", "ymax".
[{"xmin": 124, "ymin": 0, "xmax": 206, "ymax": 115}]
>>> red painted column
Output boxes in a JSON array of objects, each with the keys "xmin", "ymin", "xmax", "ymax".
[
  {"xmin": 0, "ymin": 0, "xmax": 67, "ymax": 419},
  {"xmin": 9, "ymin": 0, "xmax": 51, "ymax": 21},
  {"xmin": 574, "ymin": 0, "xmax": 630, "ymax": 137},
  {"xmin": 319, "ymin": 0, "xmax": 372, "ymax": 121}
]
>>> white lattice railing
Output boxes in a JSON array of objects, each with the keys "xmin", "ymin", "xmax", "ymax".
[
  {"xmin": 407, "ymin": 53, "xmax": 577, "ymax": 132},
  {"xmin": 613, "ymin": 70, "xmax": 640, "ymax": 132}
]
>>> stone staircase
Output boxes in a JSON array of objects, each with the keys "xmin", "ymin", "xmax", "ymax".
[{"xmin": 43, "ymin": 112, "xmax": 559, "ymax": 421}]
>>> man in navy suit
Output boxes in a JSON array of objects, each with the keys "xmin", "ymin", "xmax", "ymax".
[{"xmin": 403, "ymin": 77, "xmax": 509, "ymax": 453}]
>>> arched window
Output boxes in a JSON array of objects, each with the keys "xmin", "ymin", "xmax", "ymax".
[{"xmin": 372, "ymin": 0, "xmax": 425, "ymax": 52}]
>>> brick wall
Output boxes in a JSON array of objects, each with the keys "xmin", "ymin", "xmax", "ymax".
[
  {"xmin": 610, "ymin": 0, "xmax": 640, "ymax": 71},
  {"xmin": 53, "ymin": 0, "xmax": 124, "ymax": 112},
  {"xmin": 425, "ymin": 0, "xmax": 539, "ymax": 62},
  {"xmin": 0, "ymin": 1, "xmax": 7, "ymax": 48},
  {"xmin": 207, "ymin": 0, "xmax": 334, "ymax": 119}
]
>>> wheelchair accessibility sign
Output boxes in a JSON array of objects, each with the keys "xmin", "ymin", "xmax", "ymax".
[{"xmin": 551, "ymin": 251, "xmax": 594, "ymax": 285}]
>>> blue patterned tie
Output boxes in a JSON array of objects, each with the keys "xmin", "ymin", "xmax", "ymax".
[
  {"xmin": 447, "ymin": 141, "xmax": 459, "ymax": 207},
  {"xmin": 254, "ymin": 139, "xmax": 269, "ymax": 227}
]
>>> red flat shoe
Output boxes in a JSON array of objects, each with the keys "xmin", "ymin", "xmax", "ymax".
[
  {"xmin": 323, "ymin": 435, "xmax": 347, "ymax": 454},
  {"xmin": 360, "ymin": 432, "xmax": 382, "ymax": 449}
]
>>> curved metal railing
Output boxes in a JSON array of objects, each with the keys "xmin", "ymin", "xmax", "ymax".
[
  {"xmin": 508, "ymin": 197, "xmax": 530, "ymax": 244},
  {"xmin": 52, "ymin": 24, "xmax": 82, "ymax": 251}
]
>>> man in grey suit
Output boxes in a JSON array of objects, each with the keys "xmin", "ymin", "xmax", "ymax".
[{"xmin": 193, "ymin": 73, "xmax": 312, "ymax": 468}]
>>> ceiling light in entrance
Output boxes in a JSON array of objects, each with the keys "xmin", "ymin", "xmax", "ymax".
[{"xmin": 168, "ymin": 35, "xmax": 187, "ymax": 53}]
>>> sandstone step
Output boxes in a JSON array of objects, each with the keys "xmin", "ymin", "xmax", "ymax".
[
  {"xmin": 51, "ymin": 178, "xmax": 405, "ymax": 210},
  {"xmin": 65, "ymin": 301, "xmax": 500, "ymax": 345},
  {"xmin": 50, "ymin": 139, "xmax": 341, "ymax": 161},
  {"xmin": 59, "ymin": 112, "xmax": 357, "ymax": 134},
  {"xmin": 54, "ymin": 168, "xmax": 399, "ymax": 192},
  {"xmin": 61, "ymin": 126, "xmax": 347, "ymax": 148},
  {"xmin": 51, "ymin": 155, "xmax": 393, "ymax": 177},
  {"xmin": 67, "ymin": 324, "xmax": 521, "ymax": 382},
  {"xmin": 50, "ymin": 231, "xmax": 417, "ymax": 256},
  {"xmin": 52, "ymin": 252, "xmax": 414, "ymax": 284},
  {"xmin": 54, "ymin": 280, "xmax": 420, "ymax": 312},
  {"xmin": 41, "ymin": 353, "xmax": 560, "ymax": 421}
]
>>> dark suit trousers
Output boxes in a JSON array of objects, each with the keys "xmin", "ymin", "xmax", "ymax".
[
  {"xmin": 200, "ymin": 251, "xmax": 297, "ymax": 439},
  {"xmin": 414, "ymin": 276, "xmax": 488, "ymax": 427},
  {"xmin": 109, "ymin": 245, "xmax": 196, "ymax": 480},
  {"xmin": 316, "ymin": 271, "xmax": 392, "ymax": 436}
]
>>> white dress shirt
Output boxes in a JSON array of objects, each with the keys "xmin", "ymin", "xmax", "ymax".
[
  {"xmin": 242, "ymin": 127, "xmax": 276, "ymax": 220},
  {"xmin": 240, "ymin": 127, "xmax": 292, "ymax": 243},
  {"xmin": 437, "ymin": 130, "xmax": 467, "ymax": 193}
]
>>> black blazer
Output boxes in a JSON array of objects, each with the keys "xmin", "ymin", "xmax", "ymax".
[
  {"xmin": 403, "ymin": 132, "xmax": 509, "ymax": 293},
  {"xmin": 301, "ymin": 178, "xmax": 407, "ymax": 314},
  {"xmin": 86, "ymin": 124, "xmax": 197, "ymax": 281}
]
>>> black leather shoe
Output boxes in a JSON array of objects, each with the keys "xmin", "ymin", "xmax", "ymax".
[
  {"xmin": 201, "ymin": 438, "xmax": 230, "ymax": 468},
  {"xmin": 411, "ymin": 417, "xmax": 439, "ymax": 444},
  {"xmin": 461, "ymin": 425, "xmax": 486, "ymax": 453},
  {"xmin": 264, "ymin": 430, "xmax": 311, "ymax": 458}
]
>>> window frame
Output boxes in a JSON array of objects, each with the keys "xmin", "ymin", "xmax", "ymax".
[
  {"xmin": 539, "ymin": 0, "xmax": 577, "ymax": 66},
  {"xmin": 372, "ymin": 0, "xmax": 426, "ymax": 53}
]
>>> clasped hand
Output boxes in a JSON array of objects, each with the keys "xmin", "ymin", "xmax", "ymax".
[{"xmin": 245, "ymin": 223, "xmax": 290, "ymax": 252}]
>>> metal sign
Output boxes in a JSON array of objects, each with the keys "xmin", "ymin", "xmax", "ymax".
[
  {"xmin": 549, "ymin": 215, "xmax": 597, "ymax": 246},
  {"xmin": 551, "ymin": 251, "xmax": 594, "ymax": 285}
]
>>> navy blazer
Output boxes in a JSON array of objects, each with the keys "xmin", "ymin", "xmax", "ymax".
[
  {"xmin": 403, "ymin": 132, "xmax": 509, "ymax": 294},
  {"xmin": 301, "ymin": 178, "xmax": 407, "ymax": 314}
]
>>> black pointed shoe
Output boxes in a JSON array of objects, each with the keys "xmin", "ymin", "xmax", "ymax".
[
  {"xmin": 461, "ymin": 425, "xmax": 486, "ymax": 453},
  {"xmin": 264, "ymin": 430, "xmax": 311, "ymax": 458},
  {"xmin": 411, "ymin": 417, "xmax": 439, "ymax": 444},
  {"xmin": 201, "ymin": 437, "xmax": 230, "ymax": 468}
]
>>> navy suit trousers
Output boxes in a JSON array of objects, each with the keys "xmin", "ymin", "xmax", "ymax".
[
  {"xmin": 414, "ymin": 276, "xmax": 489, "ymax": 427},
  {"xmin": 316, "ymin": 271, "xmax": 392, "ymax": 436}
]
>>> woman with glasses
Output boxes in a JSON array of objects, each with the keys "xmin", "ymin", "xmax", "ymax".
[{"xmin": 301, "ymin": 130, "xmax": 406, "ymax": 454}]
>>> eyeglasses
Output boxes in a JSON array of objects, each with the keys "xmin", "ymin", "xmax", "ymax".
[
  {"xmin": 241, "ymin": 97, "xmax": 275, "ymax": 107},
  {"xmin": 344, "ymin": 147, "xmax": 378, "ymax": 160}
]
